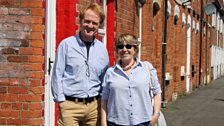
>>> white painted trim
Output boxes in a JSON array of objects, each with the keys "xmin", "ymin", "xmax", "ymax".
[
  {"xmin": 211, "ymin": 45, "xmax": 224, "ymax": 79},
  {"xmin": 138, "ymin": 2, "xmax": 142, "ymax": 60},
  {"xmin": 186, "ymin": 15, "xmax": 191, "ymax": 93},
  {"xmin": 45, "ymin": 0, "xmax": 56, "ymax": 125},
  {"xmin": 103, "ymin": 0, "xmax": 107, "ymax": 46},
  {"xmin": 98, "ymin": 0, "xmax": 107, "ymax": 46}
]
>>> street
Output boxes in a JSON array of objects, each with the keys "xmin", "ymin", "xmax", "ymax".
[{"xmin": 162, "ymin": 76, "xmax": 224, "ymax": 126}]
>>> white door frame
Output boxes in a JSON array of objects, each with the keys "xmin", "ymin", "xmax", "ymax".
[
  {"xmin": 45, "ymin": 0, "xmax": 56, "ymax": 125},
  {"xmin": 186, "ymin": 15, "xmax": 191, "ymax": 93}
]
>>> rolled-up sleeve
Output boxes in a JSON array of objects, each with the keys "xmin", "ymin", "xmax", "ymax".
[
  {"xmin": 99, "ymin": 47, "xmax": 109, "ymax": 83},
  {"xmin": 51, "ymin": 42, "xmax": 66, "ymax": 102},
  {"xmin": 101, "ymin": 70, "xmax": 110, "ymax": 100},
  {"xmin": 149, "ymin": 64, "xmax": 162, "ymax": 96}
]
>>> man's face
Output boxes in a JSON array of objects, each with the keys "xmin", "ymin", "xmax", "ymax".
[{"xmin": 80, "ymin": 9, "xmax": 100, "ymax": 42}]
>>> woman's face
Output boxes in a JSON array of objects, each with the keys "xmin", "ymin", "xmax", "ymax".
[{"xmin": 116, "ymin": 42, "xmax": 136, "ymax": 63}]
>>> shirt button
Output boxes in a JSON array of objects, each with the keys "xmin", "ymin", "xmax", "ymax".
[
  {"xmin": 130, "ymin": 104, "xmax": 132, "ymax": 106},
  {"xmin": 131, "ymin": 113, "xmax": 133, "ymax": 115},
  {"xmin": 129, "ymin": 95, "xmax": 131, "ymax": 97}
]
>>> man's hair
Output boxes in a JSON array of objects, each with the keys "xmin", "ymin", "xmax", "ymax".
[{"xmin": 79, "ymin": 3, "xmax": 105, "ymax": 24}]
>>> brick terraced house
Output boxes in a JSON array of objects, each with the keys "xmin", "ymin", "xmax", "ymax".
[{"xmin": 0, "ymin": 0, "xmax": 224, "ymax": 125}]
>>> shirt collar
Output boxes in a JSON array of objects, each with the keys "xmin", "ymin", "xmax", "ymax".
[
  {"xmin": 76, "ymin": 33, "xmax": 96, "ymax": 46},
  {"xmin": 115, "ymin": 57, "xmax": 141, "ymax": 70}
]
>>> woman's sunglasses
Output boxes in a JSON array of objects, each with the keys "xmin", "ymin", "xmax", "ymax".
[{"xmin": 116, "ymin": 44, "xmax": 134, "ymax": 49}]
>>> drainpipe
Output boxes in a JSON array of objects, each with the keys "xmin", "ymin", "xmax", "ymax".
[
  {"xmin": 138, "ymin": 1, "xmax": 143, "ymax": 60},
  {"xmin": 161, "ymin": 0, "xmax": 168, "ymax": 108},
  {"xmin": 205, "ymin": 0, "xmax": 208, "ymax": 85},
  {"xmin": 199, "ymin": 0, "xmax": 204, "ymax": 86}
]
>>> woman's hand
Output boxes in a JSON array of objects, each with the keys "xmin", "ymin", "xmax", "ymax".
[
  {"xmin": 150, "ymin": 113, "xmax": 159, "ymax": 126},
  {"xmin": 151, "ymin": 93, "xmax": 162, "ymax": 126}
]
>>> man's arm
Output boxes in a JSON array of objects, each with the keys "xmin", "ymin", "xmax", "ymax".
[{"xmin": 51, "ymin": 42, "xmax": 66, "ymax": 102}]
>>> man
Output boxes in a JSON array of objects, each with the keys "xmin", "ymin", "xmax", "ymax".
[{"xmin": 51, "ymin": 3, "xmax": 109, "ymax": 126}]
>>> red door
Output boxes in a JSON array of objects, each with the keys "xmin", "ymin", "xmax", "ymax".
[{"xmin": 55, "ymin": 0, "xmax": 115, "ymax": 125}]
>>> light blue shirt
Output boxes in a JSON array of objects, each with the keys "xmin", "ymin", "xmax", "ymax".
[
  {"xmin": 51, "ymin": 34, "xmax": 109, "ymax": 102},
  {"xmin": 102, "ymin": 59, "xmax": 161, "ymax": 125}
]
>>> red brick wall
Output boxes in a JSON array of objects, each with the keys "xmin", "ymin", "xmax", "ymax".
[
  {"xmin": 0, "ymin": 0, "xmax": 45, "ymax": 125},
  {"xmin": 115, "ymin": 0, "xmax": 138, "ymax": 38},
  {"xmin": 114, "ymin": 0, "xmax": 214, "ymax": 102}
]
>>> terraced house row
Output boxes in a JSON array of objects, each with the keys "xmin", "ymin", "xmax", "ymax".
[{"xmin": 0, "ymin": 0, "xmax": 224, "ymax": 125}]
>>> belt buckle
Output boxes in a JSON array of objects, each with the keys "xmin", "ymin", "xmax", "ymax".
[
  {"xmin": 85, "ymin": 97, "xmax": 94, "ymax": 103},
  {"xmin": 85, "ymin": 98, "xmax": 91, "ymax": 103}
]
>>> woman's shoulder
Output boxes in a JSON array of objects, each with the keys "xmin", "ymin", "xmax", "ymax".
[
  {"xmin": 140, "ymin": 61, "xmax": 155, "ymax": 70},
  {"xmin": 108, "ymin": 65, "xmax": 117, "ymax": 70},
  {"xmin": 106, "ymin": 64, "xmax": 119, "ymax": 72}
]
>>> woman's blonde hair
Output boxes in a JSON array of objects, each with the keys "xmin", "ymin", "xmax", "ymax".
[{"xmin": 79, "ymin": 3, "xmax": 105, "ymax": 24}]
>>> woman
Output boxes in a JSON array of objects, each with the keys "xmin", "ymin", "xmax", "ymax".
[{"xmin": 101, "ymin": 33, "xmax": 162, "ymax": 126}]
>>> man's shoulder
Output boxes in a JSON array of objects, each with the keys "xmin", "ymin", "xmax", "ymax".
[
  {"xmin": 94, "ymin": 39, "xmax": 108, "ymax": 54},
  {"xmin": 94, "ymin": 39, "xmax": 105, "ymax": 46},
  {"xmin": 62, "ymin": 36, "xmax": 76, "ymax": 43},
  {"xmin": 58, "ymin": 36, "xmax": 76, "ymax": 46}
]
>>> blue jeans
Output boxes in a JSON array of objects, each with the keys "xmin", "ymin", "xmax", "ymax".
[{"xmin": 107, "ymin": 121, "xmax": 151, "ymax": 126}]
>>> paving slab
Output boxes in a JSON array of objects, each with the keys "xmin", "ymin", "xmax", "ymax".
[{"xmin": 162, "ymin": 76, "xmax": 224, "ymax": 126}]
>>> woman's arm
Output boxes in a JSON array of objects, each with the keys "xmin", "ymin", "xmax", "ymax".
[
  {"xmin": 151, "ymin": 93, "xmax": 161, "ymax": 126},
  {"xmin": 101, "ymin": 99, "xmax": 108, "ymax": 126}
]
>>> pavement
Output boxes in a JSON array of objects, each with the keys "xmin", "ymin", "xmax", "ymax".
[{"xmin": 162, "ymin": 76, "xmax": 224, "ymax": 126}]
